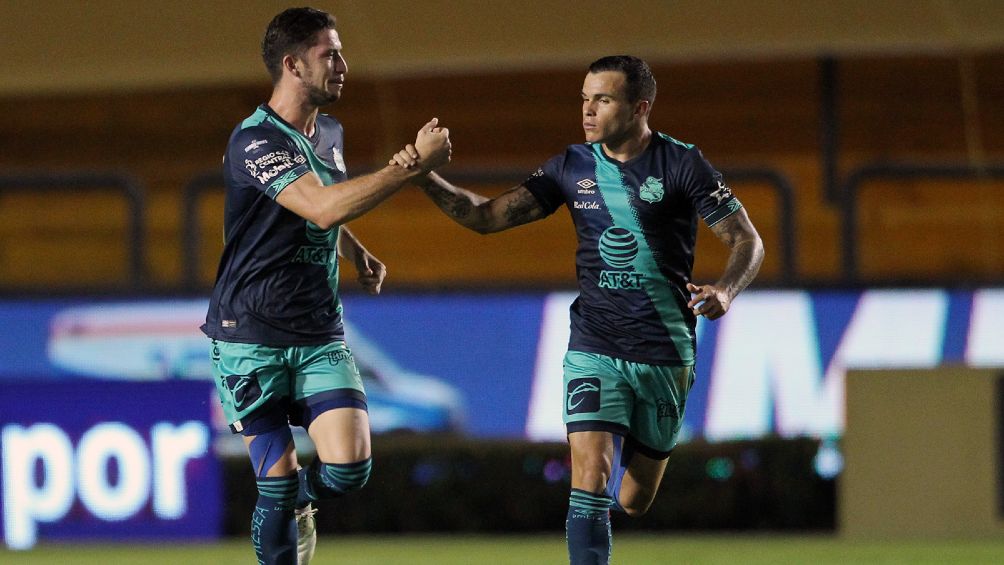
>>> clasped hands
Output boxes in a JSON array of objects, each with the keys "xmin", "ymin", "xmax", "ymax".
[{"xmin": 391, "ymin": 118, "xmax": 450, "ymax": 172}]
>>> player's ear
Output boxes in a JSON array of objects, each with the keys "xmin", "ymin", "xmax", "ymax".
[
  {"xmin": 282, "ymin": 54, "xmax": 301, "ymax": 78},
  {"xmin": 635, "ymin": 99, "xmax": 651, "ymax": 118}
]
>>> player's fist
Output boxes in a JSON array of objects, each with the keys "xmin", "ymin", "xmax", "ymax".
[
  {"xmin": 356, "ymin": 252, "xmax": 386, "ymax": 295},
  {"xmin": 414, "ymin": 118, "xmax": 451, "ymax": 172},
  {"xmin": 686, "ymin": 282, "xmax": 731, "ymax": 320}
]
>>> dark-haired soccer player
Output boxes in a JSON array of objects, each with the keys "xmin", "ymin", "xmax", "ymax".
[
  {"xmin": 391, "ymin": 55, "xmax": 763, "ymax": 564},
  {"xmin": 202, "ymin": 7, "xmax": 451, "ymax": 565}
]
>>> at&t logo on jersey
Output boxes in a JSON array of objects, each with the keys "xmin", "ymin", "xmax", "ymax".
[{"xmin": 597, "ymin": 227, "xmax": 643, "ymax": 290}]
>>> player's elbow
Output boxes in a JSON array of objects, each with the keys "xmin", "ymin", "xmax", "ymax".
[{"xmin": 310, "ymin": 209, "xmax": 352, "ymax": 231}]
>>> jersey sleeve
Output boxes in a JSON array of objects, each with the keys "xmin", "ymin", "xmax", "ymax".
[
  {"xmin": 227, "ymin": 127, "xmax": 312, "ymax": 199},
  {"xmin": 522, "ymin": 154, "xmax": 567, "ymax": 216},
  {"xmin": 679, "ymin": 147, "xmax": 743, "ymax": 227}
]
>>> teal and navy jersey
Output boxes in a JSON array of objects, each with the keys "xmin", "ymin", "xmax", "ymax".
[
  {"xmin": 524, "ymin": 133, "xmax": 742, "ymax": 365},
  {"xmin": 202, "ymin": 104, "xmax": 349, "ymax": 346}
]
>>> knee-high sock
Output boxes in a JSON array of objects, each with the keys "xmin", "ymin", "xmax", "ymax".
[
  {"xmin": 297, "ymin": 457, "xmax": 372, "ymax": 509},
  {"xmin": 566, "ymin": 488, "xmax": 613, "ymax": 565},
  {"xmin": 252, "ymin": 475, "xmax": 298, "ymax": 565}
]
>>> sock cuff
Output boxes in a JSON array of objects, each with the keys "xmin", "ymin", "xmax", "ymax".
[
  {"xmin": 320, "ymin": 458, "xmax": 372, "ymax": 480},
  {"xmin": 569, "ymin": 488, "xmax": 613, "ymax": 516},
  {"xmin": 256, "ymin": 474, "xmax": 299, "ymax": 501}
]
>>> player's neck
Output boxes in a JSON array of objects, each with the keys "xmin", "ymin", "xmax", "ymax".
[
  {"xmin": 602, "ymin": 127, "xmax": 652, "ymax": 163},
  {"xmin": 267, "ymin": 88, "xmax": 321, "ymax": 137}
]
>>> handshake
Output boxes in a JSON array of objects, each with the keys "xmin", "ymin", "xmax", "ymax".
[{"xmin": 389, "ymin": 118, "xmax": 451, "ymax": 174}]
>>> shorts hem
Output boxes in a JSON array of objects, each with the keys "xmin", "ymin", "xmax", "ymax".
[{"xmin": 565, "ymin": 420, "xmax": 629, "ymax": 436}]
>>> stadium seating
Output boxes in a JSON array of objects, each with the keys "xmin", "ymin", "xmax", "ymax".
[{"xmin": 0, "ymin": 54, "xmax": 1001, "ymax": 290}]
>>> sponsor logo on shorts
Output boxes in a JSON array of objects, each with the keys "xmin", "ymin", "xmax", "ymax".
[
  {"xmin": 221, "ymin": 320, "xmax": 237, "ymax": 328},
  {"xmin": 225, "ymin": 372, "xmax": 262, "ymax": 411},
  {"xmin": 327, "ymin": 350, "xmax": 351, "ymax": 366},
  {"xmin": 566, "ymin": 377, "xmax": 600, "ymax": 415},
  {"xmin": 657, "ymin": 398, "xmax": 679, "ymax": 420}
]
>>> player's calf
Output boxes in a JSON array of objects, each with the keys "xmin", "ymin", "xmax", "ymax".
[{"xmin": 253, "ymin": 474, "xmax": 298, "ymax": 565}]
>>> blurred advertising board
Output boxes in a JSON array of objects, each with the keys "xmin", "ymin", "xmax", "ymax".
[{"xmin": 0, "ymin": 380, "xmax": 220, "ymax": 550}]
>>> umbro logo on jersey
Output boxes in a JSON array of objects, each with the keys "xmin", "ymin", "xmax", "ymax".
[
  {"xmin": 576, "ymin": 178, "xmax": 597, "ymax": 190},
  {"xmin": 244, "ymin": 139, "xmax": 268, "ymax": 152}
]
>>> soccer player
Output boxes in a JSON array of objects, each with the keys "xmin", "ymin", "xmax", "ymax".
[
  {"xmin": 202, "ymin": 7, "xmax": 451, "ymax": 565},
  {"xmin": 391, "ymin": 55, "xmax": 764, "ymax": 564}
]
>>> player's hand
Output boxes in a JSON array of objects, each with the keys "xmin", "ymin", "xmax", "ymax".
[
  {"xmin": 686, "ymin": 282, "xmax": 731, "ymax": 320},
  {"xmin": 355, "ymin": 252, "xmax": 386, "ymax": 295},
  {"xmin": 414, "ymin": 118, "xmax": 451, "ymax": 172},
  {"xmin": 389, "ymin": 144, "xmax": 420, "ymax": 169}
]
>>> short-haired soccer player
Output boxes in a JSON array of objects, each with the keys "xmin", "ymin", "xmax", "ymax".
[
  {"xmin": 202, "ymin": 7, "xmax": 451, "ymax": 565},
  {"xmin": 391, "ymin": 55, "xmax": 764, "ymax": 565}
]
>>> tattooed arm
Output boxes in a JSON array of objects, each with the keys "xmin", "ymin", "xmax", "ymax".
[
  {"xmin": 413, "ymin": 171, "xmax": 548, "ymax": 234},
  {"xmin": 686, "ymin": 208, "xmax": 764, "ymax": 320}
]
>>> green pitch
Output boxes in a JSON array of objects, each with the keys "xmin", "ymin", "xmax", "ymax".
[{"xmin": 6, "ymin": 534, "xmax": 1004, "ymax": 564}]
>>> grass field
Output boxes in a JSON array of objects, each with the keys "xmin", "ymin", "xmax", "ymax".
[{"xmin": 5, "ymin": 534, "xmax": 1004, "ymax": 564}]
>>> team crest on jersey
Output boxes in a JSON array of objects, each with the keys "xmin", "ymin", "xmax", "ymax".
[
  {"xmin": 332, "ymin": 147, "xmax": 346, "ymax": 172},
  {"xmin": 639, "ymin": 176, "xmax": 665, "ymax": 203}
]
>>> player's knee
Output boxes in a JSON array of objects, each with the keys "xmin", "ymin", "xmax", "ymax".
[
  {"xmin": 620, "ymin": 487, "xmax": 657, "ymax": 518},
  {"xmin": 575, "ymin": 459, "xmax": 613, "ymax": 492},
  {"xmin": 332, "ymin": 458, "xmax": 371, "ymax": 493},
  {"xmin": 304, "ymin": 457, "xmax": 372, "ymax": 499}
]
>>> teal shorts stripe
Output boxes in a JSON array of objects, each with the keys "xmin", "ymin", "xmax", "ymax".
[
  {"xmin": 211, "ymin": 339, "xmax": 365, "ymax": 433},
  {"xmin": 562, "ymin": 350, "xmax": 694, "ymax": 457}
]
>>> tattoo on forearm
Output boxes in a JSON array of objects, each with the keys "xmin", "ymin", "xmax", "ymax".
[
  {"xmin": 723, "ymin": 241, "xmax": 763, "ymax": 295},
  {"xmin": 424, "ymin": 183, "xmax": 473, "ymax": 220},
  {"xmin": 503, "ymin": 192, "xmax": 539, "ymax": 227},
  {"xmin": 712, "ymin": 212, "xmax": 763, "ymax": 297}
]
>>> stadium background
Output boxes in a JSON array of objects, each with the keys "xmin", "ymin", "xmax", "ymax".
[{"xmin": 2, "ymin": 1, "xmax": 1004, "ymax": 562}]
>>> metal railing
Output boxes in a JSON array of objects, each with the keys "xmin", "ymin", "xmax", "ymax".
[
  {"xmin": 181, "ymin": 166, "xmax": 798, "ymax": 289},
  {"xmin": 0, "ymin": 172, "xmax": 147, "ymax": 289},
  {"xmin": 840, "ymin": 162, "xmax": 1004, "ymax": 283},
  {"xmin": 721, "ymin": 167, "xmax": 797, "ymax": 283}
]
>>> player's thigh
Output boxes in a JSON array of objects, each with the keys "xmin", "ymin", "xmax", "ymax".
[
  {"xmin": 568, "ymin": 430, "xmax": 616, "ymax": 491},
  {"xmin": 290, "ymin": 341, "xmax": 370, "ymax": 462},
  {"xmin": 619, "ymin": 450, "xmax": 669, "ymax": 514},
  {"xmin": 210, "ymin": 339, "xmax": 291, "ymax": 433},
  {"xmin": 307, "ymin": 407, "xmax": 371, "ymax": 463},
  {"xmin": 563, "ymin": 350, "xmax": 632, "ymax": 491}
]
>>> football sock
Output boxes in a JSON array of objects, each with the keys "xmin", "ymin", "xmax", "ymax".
[
  {"xmin": 297, "ymin": 457, "xmax": 372, "ymax": 508},
  {"xmin": 566, "ymin": 488, "xmax": 613, "ymax": 565},
  {"xmin": 252, "ymin": 474, "xmax": 298, "ymax": 565}
]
